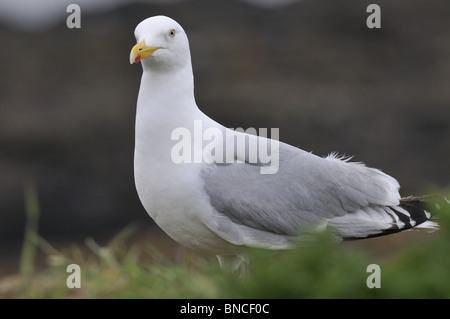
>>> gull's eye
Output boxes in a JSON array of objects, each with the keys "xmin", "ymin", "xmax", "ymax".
[{"xmin": 169, "ymin": 29, "xmax": 176, "ymax": 38}]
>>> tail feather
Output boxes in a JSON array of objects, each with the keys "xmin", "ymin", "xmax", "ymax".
[{"xmin": 328, "ymin": 195, "xmax": 447, "ymax": 239}]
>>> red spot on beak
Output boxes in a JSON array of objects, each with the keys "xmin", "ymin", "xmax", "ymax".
[{"xmin": 134, "ymin": 55, "xmax": 141, "ymax": 63}]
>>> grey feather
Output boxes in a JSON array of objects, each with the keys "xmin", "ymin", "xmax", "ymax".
[{"xmin": 200, "ymin": 140, "xmax": 400, "ymax": 240}]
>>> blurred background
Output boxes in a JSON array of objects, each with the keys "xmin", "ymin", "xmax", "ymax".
[{"xmin": 0, "ymin": 0, "xmax": 449, "ymax": 277}]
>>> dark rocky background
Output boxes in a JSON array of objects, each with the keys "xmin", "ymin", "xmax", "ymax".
[{"xmin": 0, "ymin": 0, "xmax": 449, "ymax": 268}]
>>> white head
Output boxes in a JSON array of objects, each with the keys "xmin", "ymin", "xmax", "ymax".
[{"xmin": 130, "ymin": 16, "xmax": 191, "ymax": 72}]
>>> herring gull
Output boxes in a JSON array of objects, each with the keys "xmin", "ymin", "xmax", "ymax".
[{"xmin": 129, "ymin": 16, "xmax": 444, "ymax": 271}]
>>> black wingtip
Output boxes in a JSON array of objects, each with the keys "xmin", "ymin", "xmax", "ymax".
[{"xmin": 342, "ymin": 195, "xmax": 446, "ymax": 241}]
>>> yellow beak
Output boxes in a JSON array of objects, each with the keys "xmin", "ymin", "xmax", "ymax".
[{"xmin": 129, "ymin": 40, "xmax": 160, "ymax": 64}]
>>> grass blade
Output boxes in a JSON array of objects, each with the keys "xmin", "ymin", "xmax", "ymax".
[{"xmin": 18, "ymin": 181, "xmax": 40, "ymax": 298}]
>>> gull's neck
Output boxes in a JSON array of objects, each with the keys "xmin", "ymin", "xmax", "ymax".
[
  {"xmin": 135, "ymin": 62, "xmax": 202, "ymax": 161},
  {"xmin": 137, "ymin": 63, "xmax": 197, "ymax": 117}
]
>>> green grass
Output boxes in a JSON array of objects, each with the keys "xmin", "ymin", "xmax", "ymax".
[
  {"xmin": 18, "ymin": 181, "xmax": 41, "ymax": 298},
  {"xmin": 3, "ymin": 185, "xmax": 450, "ymax": 299}
]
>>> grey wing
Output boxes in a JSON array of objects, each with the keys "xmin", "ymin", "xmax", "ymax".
[{"xmin": 200, "ymin": 139, "xmax": 400, "ymax": 248}]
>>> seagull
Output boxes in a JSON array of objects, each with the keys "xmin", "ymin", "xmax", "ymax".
[{"xmin": 129, "ymin": 16, "xmax": 443, "ymax": 272}]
